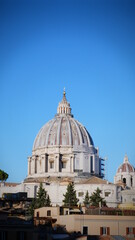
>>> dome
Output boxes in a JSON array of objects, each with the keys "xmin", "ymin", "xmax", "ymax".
[
  {"xmin": 27, "ymin": 89, "xmax": 103, "ymax": 179},
  {"xmin": 33, "ymin": 89, "xmax": 94, "ymax": 150},
  {"xmin": 117, "ymin": 155, "xmax": 134, "ymax": 173}
]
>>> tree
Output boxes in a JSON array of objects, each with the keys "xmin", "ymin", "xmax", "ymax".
[
  {"xmin": 35, "ymin": 182, "xmax": 50, "ymax": 208},
  {"xmin": 89, "ymin": 187, "xmax": 106, "ymax": 207},
  {"xmin": 29, "ymin": 182, "xmax": 51, "ymax": 216},
  {"xmin": 46, "ymin": 195, "xmax": 51, "ymax": 206},
  {"xmin": 28, "ymin": 198, "xmax": 36, "ymax": 217},
  {"xmin": 83, "ymin": 190, "xmax": 90, "ymax": 207},
  {"xmin": 63, "ymin": 182, "xmax": 79, "ymax": 207},
  {"xmin": 0, "ymin": 169, "xmax": 8, "ymax": 182}
]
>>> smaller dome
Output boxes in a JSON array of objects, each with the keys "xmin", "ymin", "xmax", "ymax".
[{"xmin": 117, "ymin": 155, "xmax": 134, "ymax": 173}]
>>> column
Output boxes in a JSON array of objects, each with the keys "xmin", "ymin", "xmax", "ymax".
[
  {"xmin": 55, "ymin": 154, "xmax": 59, "ymax": 172},
  {"xmin": 28, "ymin": 157, "xmax": 31, "ymax": 175},
  {"xmin": 31, "ymin": 156, "xmax": 35, "ymax": 174},
  {"xmin": 70, "ymin": 155, "xmax": 74, "ymax": 173},
  {"xmin": 41, "ymin": 155, "xmax": 45, "ymax": 173}
]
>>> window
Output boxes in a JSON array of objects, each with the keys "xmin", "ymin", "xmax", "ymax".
[
  {"xmin": 123, "ymin": 178, "xmax": 126, "ymax": 184},
  {"xmin": 131, "ymin": 177, "xmax": 133, "ymax": 187},
  {"xmin": 36, "ymin": 211, "xmax": 39, "ymax": 218},
  {"xmin": 47, "ymin": 210, "xmax": 51, "ymax": 216},
  {"xmin": 62, "ymin": 162, "xmax": 66, "ymax": 168},
  {"xmin": 102, "ymin": 227, "xmax": 107, "ymax": 235},
  {"xmin": 90, "ymin": 156, "xmax": 93, "ymax": 173},
  {"xmin": 74, "ymin": 169, "xmax": 82, "ymax": 173},
  {"xmin": 45, "ymin": 154, "xmax": 48, "ymax": 172},
  {"xmin": 50, "ymin": 162, "xmax": 54, "ymax": 169},
  {"xmin": 128, "ymin": 227, "xmax": 133, "ymax": 233},
  {"xmin": 105, "ymin": 192, "xmax": 111, "ymax": 197},
  {"xmin": 78, "ymin": 192, "xmax": 84, "ymax": 197},
  {"xmin": 83, "ymin": 226, "xmax": 88, "ymax": 235},
  {"xmin": 126, "ymin": 227, "xmax": 135, "ymax": 234},
  {"xmin": 35, "ymin": 158, "xmax": 37, "ymax": 173},
  {"xmin": 100, "ymin": 227, "xmax": 110, "ymax": 235}
]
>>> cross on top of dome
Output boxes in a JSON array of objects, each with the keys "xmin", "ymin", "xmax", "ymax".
[
  {"xmin": 62, "ymin": 87, "xmax": 66, "ymax": 102},
  {"xmin": 57, "ymin": 89, "xmax": 72, "ymax": 116}
]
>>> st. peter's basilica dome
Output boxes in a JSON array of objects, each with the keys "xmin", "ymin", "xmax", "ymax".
[
  {"xmin": 33, "ymin": 89, "xmax": 94, "ymax": 150},
  {"xmin": 27, "ymin": 90, "xmax": 103, "ymax": 179}
]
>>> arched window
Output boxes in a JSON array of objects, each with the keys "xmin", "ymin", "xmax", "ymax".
[{"xmin": 123, "ymin": 178, "xmax": 126, "ymax": 184}]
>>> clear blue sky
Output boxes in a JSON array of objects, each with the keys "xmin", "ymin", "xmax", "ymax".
[{"xmin": 0, "ymin": 0, "xmax": 135, "ymax": 183}]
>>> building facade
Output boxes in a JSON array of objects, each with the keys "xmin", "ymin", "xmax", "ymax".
[
  {"xmin": 34, "ymin": 206, "xmax": 135, "ymax": 237},
  {"xmin": 114, "ymin": 154, "xmax": 135, "ymax": 208},
  {"xmin": 114, "ymin": 154, "xmax": 135, "ymax": 189}
]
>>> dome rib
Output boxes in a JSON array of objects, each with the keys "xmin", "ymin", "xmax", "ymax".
[
  {"xmin": 71, "ymin": 118, "xmax": 83, "ymax": 145},
  {"xmin": 76, "ymin": 120, "xmax": 91, "ymax": 147},
  {"xmin": 33, "ymin": 119, "xmax": 52, "ymax": 149},
  {"xmin": 33, "ymin": 127, "xmax": 43, "ymax": 149},
  {"xmin": 85, "ymin": 128, "xmax": 94, "ymax": 146},
  {"xmin": 45, "ymin": 118, "xmax": 56, "ymax": 146},
  {"xmin": 65, "ymin": 115, "xmax": 72, "ymax": 145},
  {"xmin": 56, "ymin": 116, "xmax": 62, "ymax": 145}
]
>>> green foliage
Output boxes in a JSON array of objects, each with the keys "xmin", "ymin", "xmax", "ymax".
[
  {"xmin": 63, "ymin": 182, "xmax": 79, "ymax": 207},
  {"xmin": 35, "ymin": 183, "xmax": 47, "ymax": 208},
  {"xmin": 83, "ymin": 190, "xmax": 90, "ymax": 207},
  {"xmin": 89, "ymin": 187, "xmax": 106, "ymax": 207},
  {"xmin": 29, "ymin": 182, "xmax": 51, "ymax": 216},
  {"xmin": 28, "ymin": 198, "xmax": 36, "ymax": 217},
  {"xmin": 46, "ymin": 195, "xmax": 51, "ymax": 206},
  {"xmin": 0, "ymin": 169, "xmax": 8, "ymax": 181}
]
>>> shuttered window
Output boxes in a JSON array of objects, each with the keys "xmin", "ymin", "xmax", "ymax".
[
  {"xmin": 100, "ymin": 227, "xmax": 110, "ymax": 235},
  {"xmin": 126, "ymin": 227, "xmax": 135, "ymax": 235}
]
